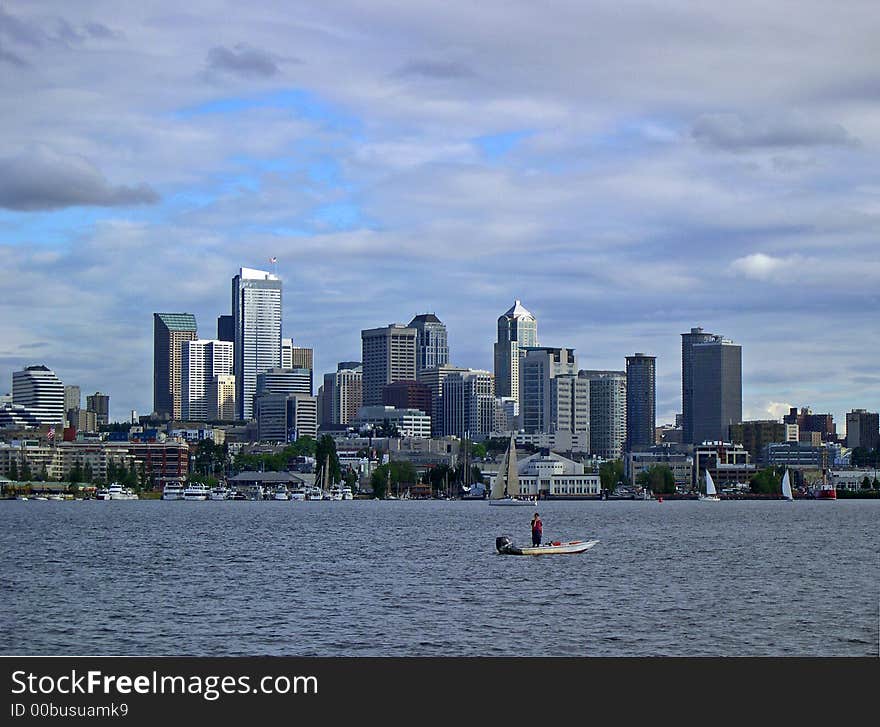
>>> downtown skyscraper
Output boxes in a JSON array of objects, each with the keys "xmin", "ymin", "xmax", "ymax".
[
  {"xmin": 233, "ymin": 268, "xmax": 282, "ymax": 420},
  {"xmin": 409, "ymin": 313, "xmax": 449, "ymax": 376},
  {"xmin": 361, "ymin": 324, "xmax": 417, "ymax": 406},
  {"xmin": 625, "ymin": 353, "xmax": 656, "ymax": 451},
  {"xmin": 681, "ymin": 327, "xmax": 722, "ymax": 444},
  {"xmin": 153, "ymin": 312, "xmax": 198, "ymax": 419},
  {"xmin": 494, "ymin": 300, "xmax": 538, "ymax": 405},
  {"xmin": 690, "ymin": 336, "xmax": 742, "ymax": 444}
]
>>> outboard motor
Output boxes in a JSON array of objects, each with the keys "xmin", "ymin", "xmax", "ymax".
[{"xmin": 496, "ymin": 535, "xmax": 513, "ymax": 553}]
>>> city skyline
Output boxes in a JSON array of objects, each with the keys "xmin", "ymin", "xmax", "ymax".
[{"xmin": 0, "ymin": 3, "xmax": 877, "ymax": 428}]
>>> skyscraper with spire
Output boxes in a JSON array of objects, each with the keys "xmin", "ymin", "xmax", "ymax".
[{"xmin": 493, "ymin": 300, "xmax": 538, "ymax": 404}]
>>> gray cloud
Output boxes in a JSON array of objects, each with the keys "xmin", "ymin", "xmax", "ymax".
[
  {"xmin": 85, "ymin": 22, "xmax": 121, "ymax": 40},
  {"xmin": 396, "ymin": 59, "xmax": 476, "ymax": 80},
  {"xmin": 206, "ymin": 44, "xmax": 280, "ymax": 78},
  {"xmin": 0, "ymin": 46, "xmax": 26, "ymax": 66},
  {"xmin": 0, "ymin": 4, "xmax": 43, "ymax": 46},
  {"xmin": 0, "ymin": 149, "xmax": 159, "ymax": 211},
  {"xmin": 692, "ymin": 112, "xmax": 858, "ymax": 151}
]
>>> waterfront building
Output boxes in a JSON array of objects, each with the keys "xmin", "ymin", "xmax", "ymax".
[
  {"xmin": 692, "ymin": 442, "xmax": 753, "ymax": 491},
  {"xmin": 625, "ymin": 353, "xmax": 656, "ymax": 452},
  {"xmin": 846, "ymin": 409, "xmax": 880, "ymax": 451},
  {"xmin": 579, "ymin": 370, "xmax": 626, "ymax": 460},
  {"xmin": 494, "ymin": 300, "xmax": 538, "ymax": 405},
  {"xmin": 408, "ymin": 313, "xmax": 449, "ymax": 375},
  {"xmin": 519, "ymin": 347, "xmax": 587, "ymax": 442},
  {"xmin": 783, "ymin": 407, "xmax": 837, "ymax": 443},
  {"xmin": 208, "ymin": 374, "xmax": 236, "ymax": 421},
  {"xmin": 625, "ymin": 445, "xmax": 694, "ymax": 489},
  {"xmin": 153, "ymin": 312, "xmax": 198, "ymax": 420},
  {"xmin": 85, "ymin": 392, "xmax": 109, "ymax": 427},
  {"xmin": 217, "ymin": 314, "xmax": 234, "ymax": 343},
  {"xmin": 729, "ymin": 420, "xmax": 799, "ymax": 463},
  {"xmin": 255, "ymin": 393, "xmax": 318, "ymax": 442},
  {"xmin": 320, "ymin": 362, "xmax": 363, "ymax": 427},
  {"xmin": 441, "ymin": 370, "xmax": 495, "ymax": 440},
  {"xmin": 490, "ymin": 450, "xmax": 600, "ymax": 499},
  {"xmin": 352, "ymin": 405, "xmax": 432, "ymax": 439},
  {"xmin": 232, "ymin": 267, "xmax": 283, "ymax": 420},
  {"xmin": 763, "ymin": 441, "xmax": 828, "ymax": 471},
  {"xmin": 361, "ymin": 324, "xmax": 417, "ymax": 406},
  {"xmin": 382, "ymin": 380, "xmax": 432, "ymax": 416},
  {"xmin": 181, "ymin": 340, "xmax": 234, "ymax": 421},
  {"xmin": 12, "ymin": 365, "xmax": 65, "ymax": 426},
  {"xmin": 690, "ymin": 336, "xmax": 742, "ymax": 445}
]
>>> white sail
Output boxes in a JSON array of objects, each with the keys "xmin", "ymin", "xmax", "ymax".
[
  {"xmin": 781, "ymin": 470, "xmax": 793, "ymax": 500},
  {"xmin": 505, "ymin": 437, "xmax": 519, "ymax": 497},
  {"xmin": 490, "ymin": 444, "xmax": 508, "ymax": 500},
  {"xmin": 705, "ymin": 470, "xmax": 717, "ymax": 496}
]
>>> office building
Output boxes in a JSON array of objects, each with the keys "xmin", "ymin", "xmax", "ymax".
[
  {"xmin": 282, "ymin": 338, "xmax": 314, "ymax": 373},
  {"xmin": 625, "ymin": 353, "xmax": 656, "ymax": 451},
  {"xmin": 153, "ymin": 312, "xmax": 198, "ymax": 419},
  {"xmin": 409, "ymin": 313, "xmax": 449, "ymax": 375},
  {"xmin": 494, "ymin": 300, "xmax": 538, "ymax": 404},
  {"xmin": 12, "ymin": 365, "xmax": 65, "ymax": 426},
  {"xmin": 255, "ymin": 393, "xmax": 317, "ymax": 442},
  {"xmin": 352, "ymin": 405, "xmax": 432, "ymax": 439},
  {"xmin": 361, "ymin": 324, "xmax": 417, "ymax": 406},
  {"xmin": 382, "ymin": 380, "xmax": 432, "ymax": 416},
  {"xmin": 418, "ymin": 364, "xmax": 471, "ymax": 435},
  {"xmin": 86, "ymin": 392, "xmax": 110, "ymax": 427},
  {"xmin": 441, "ymin": 369, "xmax": 495, "ymax": 440},
  {"xmin": 729, "ymin": 420, "xmax": 798, "ymax": 462},
  {"xmin": 690, "ymin": 336, "xmax": 742, "ymax": 445},
  {"xmin": 217, "ymin": 315, "xmax": 234, "ymax": 343},
  {"xmin": 846, "ymin": 409, "xmax": 880, "ymax": 451},
  {"xmin": 320, "ymin": 362, "xmax": 363, "ymax": 427},
  {"xmin": 181, "ymin": 340, "xmax": 234, "ymax": 421},
  {"xmin": 233, "ymin": 268, "xmax": 282, "ymax": 420},
  {"xmin": 579, "ymin": 370, "xmax": 626, "ymax": 460},
  {"xmin": 783, "ymin": 407, "xmax": 837, "ymax": 443},
  {"xmin": 64, "ymin": 385, "xmax": 81, "ymax": 415},
  {"xmin": 257, "ymin": 368, "xmax": 312, "ymax": 398},
  {"xmin": 519, "ymin": 347, "xmax": 587, "ymax": 440},
  {"xmin": 681, "ymin": 327, "xmax": 722, "ymax": 444},
  {"xmin": 208, "ymin": 374, "xmax": 236, "ymax": 421}
]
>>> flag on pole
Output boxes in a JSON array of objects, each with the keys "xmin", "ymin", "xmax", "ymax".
[
  {"xmin": 47, "ymin": 426, "xmax": 55, "ymax": 441},
  {"xmin": 269, "ymin": 256, "xmax": 277, "ymax": 264}
]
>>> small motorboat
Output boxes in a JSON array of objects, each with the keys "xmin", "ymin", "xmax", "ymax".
[{"xmin": 495, "ymin": 535, "xmax": 599, "ymax": 556}]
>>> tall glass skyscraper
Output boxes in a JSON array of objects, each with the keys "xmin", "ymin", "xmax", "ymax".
[
  {"xmin": 625, "ymin": 353, "xmax": 656, "ymax": 451},
  {"xmin": 233, "ymin": 267, "xmax": 282, "ymax": 420},
  {"xmin": 409, "ymin": 313, "xmax": 449, "ymax": 375},
  {"xmin": 681, "ymin": 327, "xmax": 721, "ymax": 444},
  {"xmin": 493, "ymin": 300, "xmax": 538, "ymax": 404},
  {"xmin": 153, "ymin": 312, "xmax": 198, "ymax": 419},
  {"xmin": 691, "ymin": 337, "xmax": 742, "ymax": 444}
]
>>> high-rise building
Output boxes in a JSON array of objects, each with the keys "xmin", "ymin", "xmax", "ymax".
[
  {"xmin": 382, "ymin": 380, "xmax": 432, "ymax": 416},
  {"xmin": 320, "ymin": 362, "xmax": 363, "ymax": 427},
  {"xmin": 256, "ymin": 368, "xmax": 312, "ymax": 398},
  {"xmin": 208, "ymin": 374, "xmax": 236, "ymax": 421},
  {"xmin": 217, "ymin": 315, "xmax": 234, "ymax": 343},
  {"xmin": 281, "ymin": 338, "xmax": 313, "ymax": 371},
  {"xmin": 64, "ymin": 385, "xmax": 81, "ymax": 415},
  {"xmin": 181, "ymin": 340, "xmax": 234, "ymax": 420},
  {"xmin": 625, "ymin": 353, "xmax": 656, "ymax": 451},
  {"xmin": 494, "ymin": 300, "xmax": 538, "ymax": 404},
  {"xmin": 691, "ymin": 337, "xmax": 742, "ymax": 444},
  {"xmin": 418, "ymin": 364, "xmax": 472, "ymax": 435},
  {"xmin": 255, "ymin": 393, "xmax": 317, "ymax": 442},
  {"xmin": 579, "ymin": 370, "xmax": 626, "ymax": 460},
  {"xmin": 441, "ymin": 369, "xmax": 495, "ymax": 440},
  {"xmin": 12, "ymin": 365, "xmax": 65, "ymax": 425},
  {"xmin": 730, "ymin": 420, "xmax": 797, "ymax": 463},
  {"xmin": 232, "ymin": 268, "xmax": 282, "ymax": 420},
  {"xmin": 153, "ymin": 313, "xmax": 198, "ymax": 419},
  {"xmin": 520, "ymin": 347, "xmax": 587, "ymax": 440},
  {"xmin": 361, "ymin": 324, "xmax": 417, "ymax": 406},
  {"xmin": 86, "ymin": 392, "xmax": 110, "ymax": 427},
  {"xmin": 681, "ymin": 327, "xmax": 720, "ymax": 444},
  {"xmin": 408, "ymin": 313, "xmax": 449, "ymax": 375},
  {"xmin": 846, "ymin": 409, "xmax": 880, "ymax": 451},
  {"xmin": 784, "ymin": 407, "xmax": 838, "ymax": 443}
]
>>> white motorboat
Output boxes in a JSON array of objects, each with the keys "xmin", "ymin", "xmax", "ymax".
[
  {"xmin": 495, "ymin": 535, "xmax": 599, "ymax": 556},
  {"xmin": 47, "ymin": 494, "xmax": 64, "ymax": 501},
  {"xmin": 328, "ymin": 484, "xmax": 343, "ymax": 500},
  {"xmin": 488, "ymin": 437, "xmax": 535, "ymax": 506},
  {"xmin": 289, "ymin": 486, "xmax": 306, "ymax": 501},
  {"xmin": 162, "ymin": 483, "xmax": 185, "ymax": 500},
  {"xmin": 699, "ymin": 470, "xmax": 721, "ymax": 502},
  {"xmin": 32, "ymin": 495, "xmax": 49, "ymax": 501},
  {"xmin": 273, "ymin": 486, "xmax": 290, "ymax": 501},
  {"xmin": 305, "ymin": 486, "xmax": 324, "ymax": 500},
  {"xmin": 209, "ymin": 486, "xmax": 230, "ymax": 501},
  {"xmin": 182, "ymin": 483, "xmax": 210, "ymax": 500},
  {"xmin": 15, "ymin": 495, "xmax": 28, "ymax": 501},
  {"xmin": 95, "ymin": 488, "xmax": 111, "ymax": 500},
  {"xmin": 107, "ymin": 483, "xmax": 139, "ymax": 500},
  {"xmin": 341, "ymin": 486, "xmax": 354, "ymax": 500}
]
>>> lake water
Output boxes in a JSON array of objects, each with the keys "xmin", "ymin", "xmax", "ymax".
[{"xmin": 1, "ymin": 499, "xmax": 877, "ymax": 656}]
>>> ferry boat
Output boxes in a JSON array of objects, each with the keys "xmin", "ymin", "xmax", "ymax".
[
  {"xmin": 108, "ymin": 483, "xmax": 139, "ymax": 500},
  {"xmin": 162, "ymin": 483, "xmax": 185, "ymax": 500},
  {"xmin": 182, "ymin": 483, "xmax": 210, "ymax": 500}
]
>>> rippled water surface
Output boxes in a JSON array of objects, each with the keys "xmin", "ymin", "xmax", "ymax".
[{"xmin": 1, "ymin": 499, "xmax": 877, "ymax": 656}]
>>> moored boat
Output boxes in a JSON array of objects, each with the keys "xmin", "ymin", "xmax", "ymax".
[
  {"xmin": 162, "ymin": 483, "xmax": 185, "ymax": 500},
  {"xmin": 489, "ymin": 436, "xmax": 535, "ymax": 506},
  {"xmin": 108, "ymin": 483, "xmax": 139, "ymax": 500},
  {"xmin": 699, "ymin": 470, "xmax": 721, "ymax": 502},
  {"xmin": 495, "ymin": 535, "xmax": 599, "ymax": 556},
  {"xmin": 182, "ymin": 483, "xmax": 210, "ymax": 500}
]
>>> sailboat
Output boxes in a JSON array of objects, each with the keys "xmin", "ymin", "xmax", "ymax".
[
  {"xmin": 781, "ymin": 470, "xmax": 793, "ymax": 501},
  {"xmin": 699, "ymin": 470, "xmax": 721, "ymax": 502},
  {"xmin": 488, "ymin": 437, "xmax": 534, "ymax": 506}
]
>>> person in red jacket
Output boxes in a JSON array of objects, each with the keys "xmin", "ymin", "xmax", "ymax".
[{"xmin": 531, "ymin": 512, "xmax": 543, "ymax": 546}]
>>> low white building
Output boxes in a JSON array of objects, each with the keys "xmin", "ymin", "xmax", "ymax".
[
  {"xmin": 491, "ymin": 450, "xmax": 600, "ymax": 498},
  {"xmin": 353, "ymin": 406, "xmax": 431, "ymax": 439}
]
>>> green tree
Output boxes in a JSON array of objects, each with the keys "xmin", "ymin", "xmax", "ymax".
[
  {"xmin": 315, "ymin": 435, "xmax": 342, "ymax": 485},
  {"xmin": 83, "ymin": 463, "xmax": 93, "ymax": 484},
  {"xmin": 68, "ymin": 460, "xmax": 83, "ymax": 485},
  {"xmin": 343, "ymin": 468, "xmax": 358, "ymax": 490},
  {"xmin": 20, "ymin": 458, "xmax": 32, "ymax": 481},
  {"xmin": 371, "ymin": 460, "xmax": 417, "ymax": 497},
  {"xmin": 861, "ymin": 476, "xmax": 872, "ymax": 489},
  {"xmin": 750, "ymin": 468, "xmax": 781, "ymax": 495},
  {"xmin": 599, "ymin": 460, "xmax": 626, "ymax": 492},
  {"xmin": 9, "ymin": 459, "xmax": 18, "ymax": 481},
  {"xmin": 470, "ymin": 442, "xmax": 487, "ymax": 459},
  {"xmin": 637, "ymin": 464, "xmax": 675, "ymax": 494}
]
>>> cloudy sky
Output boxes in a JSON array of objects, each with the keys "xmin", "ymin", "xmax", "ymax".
[{"xmin": 1, "ymin": 1, "xmax": 878, "ymax": 429}]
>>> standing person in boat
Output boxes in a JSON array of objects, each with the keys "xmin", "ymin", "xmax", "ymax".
[{"xmin": 531, "ymin": 512, "xmax": 543, "ymax": 547}]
